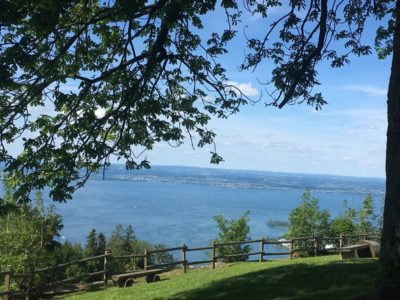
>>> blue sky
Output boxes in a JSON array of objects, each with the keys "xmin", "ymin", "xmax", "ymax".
[
  {"xmin": 9, "ymin": 3, "xmax": 389, "ymax": 179},
  {"xmin": 147, "ymin": 5, "xmax": 389, "ymax": 178}
]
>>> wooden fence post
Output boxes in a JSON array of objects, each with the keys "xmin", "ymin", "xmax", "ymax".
[
  {"xmin": 144, "ymin": 249, "xmax": 148, "ymax": 270},
  {"xmin": 103, "ymin": 251, "xmax": 110, "ymax": 287},
  {"xmin": 290, "ymin": 239, "xmax": 294, "ymax": 259},
  {"xmin": 212, "ymin": 241, "xmax": 216, "ymax": 269},
  {"xmin": 4, "ymin": 265, "xmax": 11, "ymax": 300},
  {"xmin": 259, "ymin": 238, "xmax": 265, "ymax": 262},
  {"xmin": 182, "ymin": 244, "xmax": 187, "ymax": 274},
  {"xmin": 313, "ymin": 237, "xmax": 318, "ymax": 257},
  {"xmin": 339, "ymin": 233, "xmax": 343, "ymax": 249}
]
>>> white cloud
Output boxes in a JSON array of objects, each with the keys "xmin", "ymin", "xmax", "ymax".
[
  {"xmin": 226, "ymin": 81, "xmax": 259, "ymax": 97},
  {"xmin": 341, "ymin": 84, "xmax": 387, "ymax": 97}
]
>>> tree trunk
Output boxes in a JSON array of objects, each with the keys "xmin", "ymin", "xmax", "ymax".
[{"xmin": 380, "ymin": 0, "xmax": 400, "ymax": 297}]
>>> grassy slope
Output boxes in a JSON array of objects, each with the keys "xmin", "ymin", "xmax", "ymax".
[{"xmin": 65, "ymin": 256, "xmax": 378, "ymax": 300}]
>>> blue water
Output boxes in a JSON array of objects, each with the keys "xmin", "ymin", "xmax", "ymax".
[{"xmin": 1, "ymin": 165, "xmax": 385, "ymax": 261}]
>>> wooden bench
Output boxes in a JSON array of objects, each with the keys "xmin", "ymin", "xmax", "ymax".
[
  {"xmin": 340, "ymin": 244, "xmax": 371, "ymax": 259},
  {"xmin": 111, "ymin": 269, "xmax": 164, "ymax": 287}
]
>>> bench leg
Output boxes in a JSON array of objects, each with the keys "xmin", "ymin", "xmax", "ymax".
[
  {"xmin": 146, "ymin": 274, "xmax": 161, "ymax": 283},
  {"xmin": 124, "ymin": 279, "xmax": 134, "ymax": 287},
  {"xmin": 117, "ymin": 279, "xmax": 125, "ymax": 288}
]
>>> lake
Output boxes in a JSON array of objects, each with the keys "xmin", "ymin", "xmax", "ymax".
[{"xmin": 21, "ymin": 165, "xmax": 382, "ymax": 261}]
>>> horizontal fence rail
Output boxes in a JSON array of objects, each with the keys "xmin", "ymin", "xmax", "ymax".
[{"xmin": 1, "ymin": 232, "xmax": 379, "ymax": 299}]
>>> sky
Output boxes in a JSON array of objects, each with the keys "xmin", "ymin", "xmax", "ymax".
[
  {"xmin": 8, "ymin": 3, "xmax": 389, "ymax": 179},
  {"xmin": 144, "ymin": 4, "xmax": 389, "ymax": 179}
]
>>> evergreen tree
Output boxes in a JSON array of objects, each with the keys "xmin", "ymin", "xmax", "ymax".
[
  {"xmin": 123, "ymin": 225, "xmax": 136, "ymax": 253},
  {"xmin": 84, "ymin": 228, "xmax": 99, "ymax": 274},
  {"xmin": 96, "ymin": 232, "xmax": 107, "ymax": 272},
  {"xmin": 357, "ymin": 194, "xmax": 378, "ymax": 234},
  {"xmin": 107, "ymin": 224, "xmax": 138, "ymax": 273},
  {"xmin": 85, "ymin": 229, "xmax": 98, "ymax": 257},
  {"xmin": 107, "ymin": 225, "xmax": 125, "ymax": 256},
  {"xmin": 97, "ymin": 232, "xmax": 107, "ymax": 255}
]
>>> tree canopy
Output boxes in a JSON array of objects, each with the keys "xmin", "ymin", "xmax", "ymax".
[
  {"xmin": 1, "ymin": 0, "xmax": 395, "ymax": 203},
  {"xmin": 0, "ymin": 0, "xmax": 248, "ymax": 203}
]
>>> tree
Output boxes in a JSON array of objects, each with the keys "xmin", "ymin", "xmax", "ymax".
[
  {"xmin": 330, "ymin": 200, "xmax": 357, "ymax": 237},
  {"xmin": 84, "ymin": 228, "xmax": 100, "ymax": 275},
  {"xmin": 0, "ymin": 0, "xmax": 247, "ymax": 203},
  {"xmin": 286, "ymin": 190, "xmax": 330, "ymax": 238},
  {"xmin": 357, "ymin": 193, "xmax": 378, "ymax": 234},
  {"xmin": 0, "ymin": 181, "xmax": 63, "ymax": 289},
  {"xmin": 55, "ymin": 242, "xmax": 86, "ymax": 281},
  {"xmin": 107, "ymin": 224, "xmax": 139, "ymax": 272},
  {"xmin": 285, "ymin": 190, "xmax": 330, "ymax": 256},
  {"xmin": 97, "ymin": 232, "xmax": 107, "ymax": 255},
  {"xmin": 85, "ymin": 229, "xmax": 98, "ymax": 257},
  {"xmin": 150, "ymin": 244, "xmax": 174, "ymax": 266},
  {"xmin": 213, "ymin": 211, "xmax": 251, "ymax": 262}
]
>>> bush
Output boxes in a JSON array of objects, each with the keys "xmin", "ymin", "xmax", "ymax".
[{"xmin": 213, "ymin": 211, "xmax": 251, "ymax": 262}]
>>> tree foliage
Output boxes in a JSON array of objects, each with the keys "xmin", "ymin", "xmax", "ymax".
[
  {"xmin": 0, "ymin": 0, "xmax": 248, "ymax": 203},
  {"xmin": 242, "ymin": 0, "xmax": 395, "ymax": 109},
  {"xmin": 213, "ymin": 211, "xmax": 251, "ymax": 262},
  {"xmin": 329, "ymin": 200, "xmax": 357, "ymax": 237},
  {"xmin": 330, "ymin": 194, "xmax": 379, "ymax": 237},
  {"xmin": 285, "ymin": 190, "xmax": 330, "ymax": 239},
  {"xmin": 0, "ymin": 182, "xmax": 63, "ymax": 274},
  {"xmin": 106, "ymin": 224, "xmax": 173, "ymax": 273},
  {"xmin": 286, "ymin": 191, "xmax": 380, "ymax": 256},
  {"xmin": 358, "ymin": 193, "xmax": 378, "ymax": 233},
  {"xmin": 0, "ymin": 181, "xmax": 64, "ymax": 290}
]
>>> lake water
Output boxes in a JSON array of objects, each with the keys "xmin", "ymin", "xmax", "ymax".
[{"xmin": 0, "ymin": 165, "xmax": 385, "ymax": 261}]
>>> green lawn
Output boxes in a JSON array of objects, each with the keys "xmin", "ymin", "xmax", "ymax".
[{"xmin": 65, "ymin": 256, "xmax": 378, "ymax": 300}]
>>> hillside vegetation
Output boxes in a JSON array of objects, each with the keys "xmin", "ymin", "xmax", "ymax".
[{"xmin": 65, "ymin": 256, "xmax": 378, "ymax": 300}]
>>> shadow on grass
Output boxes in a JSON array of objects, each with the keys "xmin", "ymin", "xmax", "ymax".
[{"xmin": 170, "ymin": 259, "xmax": 378, "ymax": 300}]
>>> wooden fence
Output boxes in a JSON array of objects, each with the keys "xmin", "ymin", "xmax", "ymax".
[{"xmin": 0, "ymin": 233, "xmax": 380, "ymax": 299}]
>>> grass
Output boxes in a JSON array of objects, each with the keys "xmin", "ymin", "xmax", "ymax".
[{"xmin": 65, "ymin": 256, "xmax": 378, "ymax": 300}]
